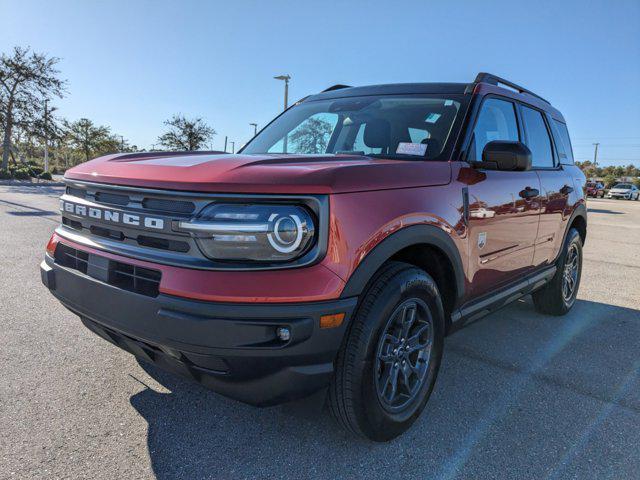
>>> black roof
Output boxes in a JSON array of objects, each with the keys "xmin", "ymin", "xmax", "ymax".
[
  {"xmin": 304, "ymin": 73, "xmax": 553, "ymax": 109},
  {"xmin": 304, "ymin": 82, "xmax": 469, "ymax": 102}
]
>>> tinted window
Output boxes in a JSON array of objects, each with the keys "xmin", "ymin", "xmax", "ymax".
[
  {"xmin": 553, "ymin": 120, "xmax": 574, "ymax": 164},
  {"xmin": 469, "ymin": 98, "xmax": 519, "ymax": 161},
  {"xmin": 522, "ymin": 106, "xmax": 554, "ymax": 168},
  {"xmin": 351, "ymin": 123, "xmax": 382, "ymax": 154}
]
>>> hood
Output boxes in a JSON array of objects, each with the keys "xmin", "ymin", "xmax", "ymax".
[{"xmin": 64, "ymin": 152, "xmax": 451, "ymax": 194}]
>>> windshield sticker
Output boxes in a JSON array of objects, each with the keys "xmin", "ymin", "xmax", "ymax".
[
  {"xmin": 425, "ymin": 113, "xmax": 441, "ymax": 124},
  {"xmin": 396, "ymin": 142, "xmax": 427, "ymax": 156}
]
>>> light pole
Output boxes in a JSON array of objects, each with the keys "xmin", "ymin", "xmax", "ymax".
[
  {"xmin": 250, "ymin": 123, "xmax": 258, "ymax": 136},
  {"xmin": 273, "ymin": 74, "xmax": 291, "ymax": 110},
  {"xmin": 592, "ymin": 142, "xmax": 600, "ymax": 167},
  {"xmin": 230, "ymin": 141, "xmax": 235, "ymax": 154},
  {"xmin": 274, "ymin": 74, "xmax": 291, "ymax": 152}
]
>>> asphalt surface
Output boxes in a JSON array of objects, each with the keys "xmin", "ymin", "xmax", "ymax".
[{"xmin": 1, "ymin": 184, "xmax": 639, "ymax": 480}]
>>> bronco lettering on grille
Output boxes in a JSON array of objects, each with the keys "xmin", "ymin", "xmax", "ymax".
[{"xmin": 60, "ymin": 200, "xmax": 165, "ymax": 230}]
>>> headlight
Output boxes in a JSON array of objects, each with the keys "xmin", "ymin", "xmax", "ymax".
[{"xmin": 178, "ymin": 203, "xmax": 316, "ymax": 262}]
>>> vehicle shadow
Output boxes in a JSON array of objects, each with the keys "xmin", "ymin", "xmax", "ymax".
[
  {"xmin": 587, "ymin": 208, "xmax": 624, "ymax": 215},
  {"xmin": 129, "ymin": 298, "xmax": 640, "ymax": 479}
]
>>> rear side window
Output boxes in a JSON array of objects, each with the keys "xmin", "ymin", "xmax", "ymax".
[
  {"xmin": 552, "ymin": 120, "xmax": 574, "ymax": 164},
  {"xmin": 468, "ymin": 98, "xmax": 519, "ymax": 162},
  {"xmin": 521, "ymin": 106, "xmax": 554, "ymax": 168}
]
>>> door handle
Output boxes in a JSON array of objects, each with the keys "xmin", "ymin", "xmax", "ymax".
[
  {"xmin": 560, "ymin": 184, "xmax": 574, "ymax": 195},
  {"xmin": 519, "ymin": 187, "xmax": 539, "ymax": 199}
]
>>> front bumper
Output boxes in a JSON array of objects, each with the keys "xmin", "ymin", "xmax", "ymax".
[
  {"xmin": 607, "ymin": 193, "xmax": 630, "ymax": 199},
  {"xmin": 41, "ymin": 253, "xmax": 357, "ymax": 406}
]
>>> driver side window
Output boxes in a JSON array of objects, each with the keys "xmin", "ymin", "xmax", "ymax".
[{"xmin": 468, "ymin": 98, "xmax": 519, "ymax": 162}]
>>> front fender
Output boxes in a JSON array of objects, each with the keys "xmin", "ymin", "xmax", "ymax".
[{"xmin": 339, "ymin": 224, "xmax": 465, "ymax": 303}]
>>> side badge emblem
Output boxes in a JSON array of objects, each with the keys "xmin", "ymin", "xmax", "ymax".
[{"xmin": 478, "ymin": 232, "xmax": 487, "ymax": 250}]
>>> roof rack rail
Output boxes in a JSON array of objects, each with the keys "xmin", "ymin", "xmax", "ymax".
[
  {"xmin": 474, "ymin": 72, "xmax": 550, "ymax": 104},
  {"xmin": 322, "ymin": 84, "xmax": 351, "ymax": 93}
]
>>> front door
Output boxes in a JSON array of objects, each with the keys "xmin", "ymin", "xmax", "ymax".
[{"xmin": 464, "ymin": 97, "xmax": 541, "ymax": 297}]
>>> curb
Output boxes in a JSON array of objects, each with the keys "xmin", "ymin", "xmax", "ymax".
[{"xmin": 0, "ymin": 180, "xmax": 65, "ymax": 187}]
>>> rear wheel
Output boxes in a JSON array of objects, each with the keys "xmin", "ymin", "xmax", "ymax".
[
  {"xmin": 328, "ymin": 261, "xmax": 445, "ymax": 441},
  {"xmin": 532, "ymin": 228, "xmax": 582, "ymax": 316}
]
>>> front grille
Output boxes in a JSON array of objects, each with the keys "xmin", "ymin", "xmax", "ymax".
[
  {"xmin": 54, "ymin": 244, "xmax": 161, "ymax": 297},
  {"xmin": 94, "ymin": 191, "xmax": 129, "ymax": 206},
  {"xmin": 137, "ymin": 235, "xmax": 190, "ymax": 253},
  {"xmin": 90, "ymin": 225, "xmax": 125, "ymax": 241},
  {"xmin": 55, "ymin": 243, "xmax": 89, "ymax": 274},
  {"xmin": 66, "ymin": 187, "xmax": 86, "ymax": 199},
  {"xmin": 62, "ymin": 217, "xmax": 83, "ymax": 231},
  {"xmin": 63, "ymin": 218, "xmax": 189, "ymax": 253},
  {"xmin": 110, "ymin": 261, "xmax": 162, "ymax": 297},
  {"xmin": 142, "ymin": 198, "xmax": 195, "ymax": 214},
  {"xmin": 66, "ymin": 186, "xmax": 196, "ymax": 214}
]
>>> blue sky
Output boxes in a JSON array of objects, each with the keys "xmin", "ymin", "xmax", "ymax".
[{"xmin": 2, "ymin": 0, "xmax": 639, "ymax": 166}]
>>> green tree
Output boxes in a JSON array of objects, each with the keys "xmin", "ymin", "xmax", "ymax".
[
  {"xmin": 158, "ymin": 115, "xmax": 215, "ymax": 151},
  {"xmin": 624, "ymin": 164, "xmax": 639, "ymax": 177},
  {"xmin": 0, "ymin": 47, "xmax": 66, "ymax": 170},
  {"xmin": 289, "ymin": 117, "xmax": 333, "ymax": 154},
  {"xmin": 603, "ymin": 174, "xmax": 618, "ymax": 188},
  {"xmin": 64, "ymin": 118, "xmax": 119, "ymax": 163}
]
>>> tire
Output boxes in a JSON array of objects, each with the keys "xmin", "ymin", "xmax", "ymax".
[
  {"xmin": 532, "ymin": 228, "xmax": 582, "ymax": 316},
  {"xmin": 328, "ymin": 261, "xmax": 445, "ymax": 441}
]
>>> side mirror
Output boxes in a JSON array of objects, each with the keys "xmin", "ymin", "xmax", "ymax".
[{"xmin": 477, "ymin": 140, "xmax": 532, "ymax": 171}]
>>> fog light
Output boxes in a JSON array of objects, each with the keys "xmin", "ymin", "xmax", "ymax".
[{"xmin": 276, "ymin": 327, "xmax": 291, "ymax": 341}]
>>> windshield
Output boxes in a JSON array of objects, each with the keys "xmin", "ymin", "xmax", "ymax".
[
  {"xmin": 242, "ymin": 95, "xmax": 465, "ymax": 160},
  {"xmin": 614, "ymin": 184, "xmax": 631, "ymax": 189}
]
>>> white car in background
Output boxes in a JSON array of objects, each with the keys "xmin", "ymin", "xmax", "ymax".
[{"xmin": 606, "ymin": 183, "xmax": 640, "ymax": 200}]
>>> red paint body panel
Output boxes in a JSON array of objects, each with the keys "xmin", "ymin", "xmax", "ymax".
[
  {"xmin": 64, "ymin": 153, "xmax": 451, "ymax": 194},
  {"xmin": 456, "ymin": 163, "xmax": 541, "ymax": 296},
  {"xmin": 322, "ymin": 162, "xmax": 465, "ymax": 284}
]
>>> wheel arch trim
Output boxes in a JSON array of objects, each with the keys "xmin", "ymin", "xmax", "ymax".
[
  {"xmin": 562, "ymin": 203, "xmax": 587, "ymax": 252},
  {"xmin": 340, "ymin": 224, "xmax": 465, "ymax": 304}
]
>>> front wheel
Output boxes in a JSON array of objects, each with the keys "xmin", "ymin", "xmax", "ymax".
[
  {"xmin": 328, "ymin": 261, "xmax": 445, "ymax": 441},
  {"xmin": 532, "ymin": 228, "xmax": 583, "ymax": 315}
]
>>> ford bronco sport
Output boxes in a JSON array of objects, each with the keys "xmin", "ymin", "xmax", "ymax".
[{"xmin": 41, "ymin": 73, "xmax": 587, "ymax": 441}]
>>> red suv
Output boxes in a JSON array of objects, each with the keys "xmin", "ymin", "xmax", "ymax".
[
  {"xmin": 42, "ymin": 73, "xmax": 586, "ymax": 441},
  {"xmin": 586, "ymin": 181, "xmax": 605, "ymax": 198}
]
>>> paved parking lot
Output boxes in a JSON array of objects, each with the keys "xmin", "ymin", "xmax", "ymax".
[{"xmin": 1, "ymin": 184, "xmax": 639, "ymax": 480}]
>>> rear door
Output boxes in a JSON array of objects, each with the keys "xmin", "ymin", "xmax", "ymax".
[
  {"xmin": 521, "ymin": 107, "xmax": 573, "ymax": 267},
  {"xmin": 465, "ymin": 97, "xmax": 541, "ymax": 297}
]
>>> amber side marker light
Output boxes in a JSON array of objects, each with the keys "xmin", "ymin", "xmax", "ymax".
[
  {"xmin": 320, "ymin": 313, "xmax": 345, "ymax": 329},
  {"xmin": 46, "ymin": 236, "xmax": 58, "ymax": 256}
]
